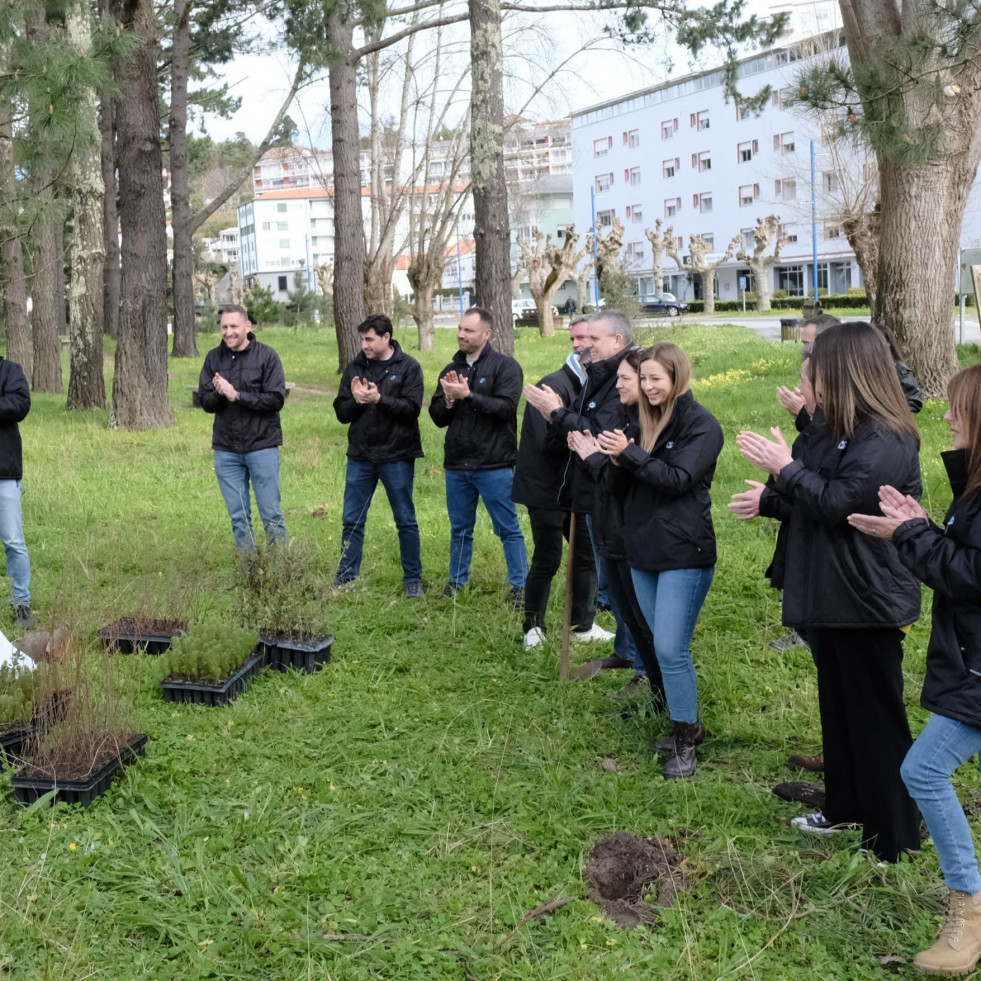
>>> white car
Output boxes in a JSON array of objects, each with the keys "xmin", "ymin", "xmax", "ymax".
[{"xmin": 512, "ymin": 298, "xmax": 560, "ymax": 321}]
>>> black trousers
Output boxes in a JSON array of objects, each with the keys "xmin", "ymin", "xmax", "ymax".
[
  {"xmin": 606, "ymin": 557, "xmax": 665, "ymax": 695},
  {"xmin": 810, "ymin": 627, "xmax": 921, "ymax": 862},
  {"xmin": 524, "ymin": 508, "xmax": 596, "ymax": 634}
]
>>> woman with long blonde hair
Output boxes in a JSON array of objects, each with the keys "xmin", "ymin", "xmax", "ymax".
[
  {"xmin": 737, "ymin": 322, "xmax": 922, "ymax": 862},
  {"xmin": 597, "ymin": 342, "xmax": 723, "ymax": 778}
]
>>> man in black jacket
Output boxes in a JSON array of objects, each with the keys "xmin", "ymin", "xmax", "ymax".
[
  {"xmin": 333, "ymin": 314, "xmax": 425, "ymax": 597},
  {"xmin": 0, "ymin": 358, "xmax": 34, "ymax": 629},
  {"xmin": 429, "ymin": 307, "xmax": 527, "ymax": 601},
  {"xmin": 199, "ymin": 305, "xmax": 287, "ymax": 551}
]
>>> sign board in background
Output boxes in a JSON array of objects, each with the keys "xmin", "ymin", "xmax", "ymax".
[{"xmin": 959, "ymin": 249, "xmax": 981, "ymax": 294}]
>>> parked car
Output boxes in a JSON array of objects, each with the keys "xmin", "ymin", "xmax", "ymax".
[
  {"xmin": 512, "ymin": 298, "xmax": 559, "ymax": 321},
  {"xmin": 640, "ymin": 293, "xmax": 687, "ymax": 317}
]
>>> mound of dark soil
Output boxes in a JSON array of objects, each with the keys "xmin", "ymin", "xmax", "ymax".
[{"xmin": 583, "ymin": 830, "xmax": 684, "ymax": 929}]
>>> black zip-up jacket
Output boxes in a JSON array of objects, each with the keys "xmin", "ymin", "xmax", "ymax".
[
  {"xmin": 549, "ymin": 345, "xmax": 635, "ymax": 513},
  {"xmin": 512, "ymin": 359, "xmax": 582, "ymax": 509},
  {"xmin": 428, "ymin": 344, "xmax": 522, "ymax": 470},
  {"xmin": 0, "ymin": 359, "xmax": 30, "ymax": 480},
  {"xmin": 618, "ymin": 391, "xmax": 723, "ymax": 571},
  {"xmin": 199, "ymin": 335, "xmax": 285, "ymax": 453},
  {"xmin": 893, "ymin": 450, "xmax": 981, "ymax": 729},
  {"xmin": 333, "ymin": 341, "xmax": 424, "ymax": 462},
  {"xmin": 582, "ymin": 403, "xmax": 639, "ymax": 561},
  {"xmin": 763, "ymin": 416, "xmax": 922, "ymax": 629}
]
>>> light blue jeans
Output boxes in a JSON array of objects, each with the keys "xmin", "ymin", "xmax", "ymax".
[
  {"xmin": 902, "ymin": 714, "xmax": 981, "ymax": 895},
  {"xmin": 630, "ymin": 566, "xmax": 714, "ymax": 723},
  {"xmin": 214, "ymin": 448, "xmax": 287, "ymax": 551},
  {"xmin": 0, "ymin": 479, "xmax": 30, "ymax": 608},
  {"xmin": 445, "ymin": 468, "xmax": 527, "ymax": 588}
]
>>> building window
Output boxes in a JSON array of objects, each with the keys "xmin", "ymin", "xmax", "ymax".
[
  {"xmin": 823, "ymin": 171, "xmax": 841, "ymax": 193},
  {"xmin": 774, "ymin": 131, "xmax": 795, "ymax": 154},
  {"xmin": 694, "ymin": 192, "xmax": 712, "ymax": 214},
  {"xmin": 777, "ymin": 264, "xmax": 805, "ymax": 296},
  {"xmin": 625, "ymin": 166, "xmax": 641, "ymax": 186},
  {"xmin": 775, "ymin": 178, "xmax": 797, "ymax": 201},
  {"xmin": 277, "ymin": 203, "xmax": 287, "ymax": 213},
  {"xmin": 735, "ymin": 103, "xmax": 750, "ymax": 122},
  {"xmin": 261, "ymin": 222, "xmax": 272, "ymax": 231},
  {"xmin": 279, "ymin": 238, "xmax": 290, "ymax": 249},
  {"xmin": 625, "ymin": 241, "xmax": 644, "ymax": 262},
  {"xmin": 778, "ymin": 87, "xmax": 795, "ymax": 109},
  {"xmin": 624, "ymin": 129, "xmax": 640, "ymax": 148},
  {"xmin": 277, "ymin": 222, "xmax": 288, "ymax": 231},
  {"xmin": 824, "ymin": 221, "xmax": 842, "ymax": 240},
  {"xmin": 693, "ymin": 150, "xmax": 711, "ymax": 172},
  {"xmin": 701, "ymin": 234, "xmax": 715, "ymax": 250},
  {"xmin": 778, "ymin": 222, "xmax": 798, "ymax": 244},
  {"xmin": 675, "ymin": 236, "xmax": 683, "ymax": 250},
  {"xmin": 593, "ymin": 136, "xmax": 612, "ymax": 157},
  {"xmin": 595, "ymin": 173, "xmax": 612, "ymax": 192},
  {"xmin": 690, "ymin": 110, "xmax": 710, "ymax": 131},
  {"xmin": 597, "ymin": 209, "xmax": 614, "ymax": 227},
  {"xmin": 664, "ymin": 197, "xmax": 680, "ymax": 218},
  {"xmin": 741, "ymin": 228, "xmax": 755, "ymax": 252},
  {"xmin": 737, "ymin": 140, "xmax": 758, "ymax": 163},
  {"xmin": 277, "ymin": 275, "xmax": 288, "ymax": 291},
  {"xmin": 739, "ymin": 183, "xmax": 760, "ymax": 206},
  {"xmin": 661, "ymin": 118, "xmax": 678, "ymax": 139},
  {"xmin": 626, "ymin": 203, "xmax": 643, "ymax": 222},
  {"xmin": 662, "ymin": 158, "xmax": 678, "ymax": 179}
]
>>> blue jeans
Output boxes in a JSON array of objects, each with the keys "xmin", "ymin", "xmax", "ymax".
[
  {"xmin": 630, "ymin": 566, "xmax": 714, "ymax": 723},
  {"xmin": 902, "ymin": 714, "xmax": 981, "ymax": 894},
  {"xmin": 337, "ymin": 459, "xmax": 422, "ymax": 584},
  {"xmin": 445, "ymin": 468, "xmax": 527, "ymax": 589},
  {"xmin": 0, "ymin": 480, "xmax": 30, "ymax": 608},
  {"xmin": 213, "ymin": 448, "xmax": 287, "ymax": 551},
  {"xmin": 586, "ymin": 514, "xmax": 643, "ymax": 672}
]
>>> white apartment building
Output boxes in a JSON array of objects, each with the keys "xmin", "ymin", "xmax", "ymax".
[{"xmin": 571, "ymin": 34, "xmax": 867, "ymax": 302}]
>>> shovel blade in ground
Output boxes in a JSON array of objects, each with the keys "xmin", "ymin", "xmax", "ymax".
[{"xmin": 568, "ymin": 658, "xmax": 607, "ymax": 681}]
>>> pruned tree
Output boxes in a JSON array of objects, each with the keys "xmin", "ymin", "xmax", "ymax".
[
  {"xmin": 519, "ymin": 226, "xmax": 590, "ymax": 336},
  {"xmin": 573, "ymin": 257, "xmax": 593, "ymax": 310},
  {"xmin": 644, "ymin": 219, "xmax": 674, "ymax": 296},
  {"xmin": 735, "ymin": 215, "xmax": 787, "ymax": 312},
  {"xmin": 195, "ymin": 267, "xmax": 220, "ymax": 309},
  {"xmin": 667, "ymin": 233, "xmax": 740, "ymax": 315}
]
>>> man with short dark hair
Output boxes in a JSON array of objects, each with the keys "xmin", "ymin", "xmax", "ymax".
[
  {"xmin": 199, "ymin": 304, "xmax": 287, "ymax": 550},
  {"xmin": 429, "ymin": 307, "xmax": 527, "ymax": 601},
  {"xmin": 333, "ymin": 314, "xmax": 425, "ymax": 597}
]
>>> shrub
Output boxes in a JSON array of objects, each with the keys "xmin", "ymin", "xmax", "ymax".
[
  {"xmin": 847, "ymin": 287, "xmax": 867, "ymax": 298},
  {"xmin": 772, "ymin": 289, "xmax": 789, "ymax": 299}
]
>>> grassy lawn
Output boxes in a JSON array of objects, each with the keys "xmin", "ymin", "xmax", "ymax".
[{"xmin": 0, "ymin": 322, "xmax": 976, "ymax": 980}]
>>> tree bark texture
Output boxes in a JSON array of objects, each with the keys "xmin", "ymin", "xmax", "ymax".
[
  {"xmin": 469, "ymin": 0, "xmax": 513, "ymax": 354},
  {"xmin": 0, "ymin": 40, "xmax": 31, "ymax": 375},
  {"xmin": 99, "ymin": 94, "xmax": 120, "ymax": 340},
  {"xmin": 111, "ymin": 0, "xmax": 174, "ymax": 430},
  {"xmin": 65, "ymin": 0, "xmax": 107, "ymax": 410},
  {"xmin": 329, "ymin": 14, "xmax": 367, "ymax": 372},
  {"xmin": 30, "ymin": 206, "xmax": 65, "ymax": 393},
  {"xmin": 168, "ymin": 0, "xmax": 197, "ymax": 359},
  {"xmin": 408, "ymin": 253, "xmax": 441, "ymax": 351}
]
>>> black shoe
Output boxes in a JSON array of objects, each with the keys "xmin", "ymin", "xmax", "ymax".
[
  {"xmin": 404, "ymin": 581, "xmax": 424, "ymax": 599},
  {"xmin": 663, "ymin": 721, "xmax": 700, "ymax": 779},
  {"xmin": 772, "ymin": 781, "xmax": 827, "ymax": 810},
  {"xmin": 14, "ymin": 605, "xmax": 35, "ymax": 630},
  {"xmin": 441, "ymin": 582, "xmax": 464, "ymax": 598},
  {"xmin": 510, "ymin": 586, "xmax": 525, "ymax": 610},
  {"xmin": 654, "ymin": 720, "xmax": 704, "ymax": 756}
]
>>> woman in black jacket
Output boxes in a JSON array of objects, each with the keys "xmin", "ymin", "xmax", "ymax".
[
  {"xmin": 737, "ymin": 322, "xmax": 922, "ymax": 862},
  {"xmin": 597, "ymin": 343, "xmax": 724, "ymax": 779},
  {"xmin": 849, "ymin": 364, "xmax": 981, "ymax": 975}
]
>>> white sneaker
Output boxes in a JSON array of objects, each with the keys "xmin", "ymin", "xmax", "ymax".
[
  {"xmin": 523, "ymin": 627, "xmax": 545, "ymax": 650},
  {"xmin": 790, "ymin": 811, "xmax": 860, "ymax": 834},
  {"xmin": 572, "ymin": 624, "xmax": 615, "ymax": 643}
]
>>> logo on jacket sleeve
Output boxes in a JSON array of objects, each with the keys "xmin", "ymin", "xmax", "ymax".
[
  {"xmin": 479, "ymin": 377, "xmax": 486, "ymax": 384},
  {"xmin": 665, "ymin": 441, "xmax": 675, "ymax": 449}
]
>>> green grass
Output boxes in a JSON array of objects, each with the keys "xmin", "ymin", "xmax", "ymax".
[{"xmin": 0, "ymin": 322, "xmax": 971, "ymax": 979}]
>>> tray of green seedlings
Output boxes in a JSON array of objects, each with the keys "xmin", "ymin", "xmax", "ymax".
[{"xmin": 161, "ymin": 621, "xmax": 262, "ymax": 707}]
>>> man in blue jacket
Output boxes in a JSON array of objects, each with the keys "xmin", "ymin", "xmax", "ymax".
[
  {"xmin": 199, "ymin": 305, "xmax": 287, "ymax": 551},
  {"xmin": 429, "ymin": 307, "xmax": 527, "ymax": 602},
  {"xmin": 333, "ymin": 314, "xmax": 425, "ymax": 597},
  {"xmin": 0, "ymin": 357, "xmax": 33, "ymax": 629}
]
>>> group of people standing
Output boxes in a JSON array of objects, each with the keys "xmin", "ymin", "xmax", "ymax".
[{"xmin": 195, "ymin": 302, "xmax": 981, "ymax": 976}]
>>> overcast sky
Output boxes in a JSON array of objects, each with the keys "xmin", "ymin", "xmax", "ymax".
[{"xmin": 201, "ymin": 1, "xmax": 817, "ymax": 146}]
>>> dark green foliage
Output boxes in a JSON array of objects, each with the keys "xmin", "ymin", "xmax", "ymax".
[
  {"xmin": 0, "ymin": 665, "xmax": 37, "ymax": 727},
  {"xmin": 244, "ymin": 282, "xmax": 281, "ymax": 326},
  {"xmin": 164, "ymin": 620, "xmax": 258, "ymax": 682}
]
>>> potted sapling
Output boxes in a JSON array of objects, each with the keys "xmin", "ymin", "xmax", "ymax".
[{"xmin": 161, "ymin": 620, "xmax": 262, "ymax": 706}]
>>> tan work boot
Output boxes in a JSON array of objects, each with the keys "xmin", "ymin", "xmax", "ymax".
[{"xmin": 914, "ymin": 889, "xmax": 981, "ymax": 976}]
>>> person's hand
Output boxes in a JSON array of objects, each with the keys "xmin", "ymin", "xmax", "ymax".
[
  {"xmin": 568, "ymin": 429, "xmax": 601, "ymax": 460},
  {"xmin": 777, "ymin": 385, "xmax": 806, "ymax": 418},
  {"xmin": 351, "ymin": 376, "xmax": 372, "ymax": 404},
  {"xmin": 213, "ymin": 372, "xmax": 237, "ymax": 401},
  {"xmin": 877, "ymin": 484, "xmax": 928, "ymax": 521},
  {"xmin": 846, "ymin": 513, "xmax": 907, "ymax": 539},
  {"xmin": 728, "ymin": 479, "xmax": 766, "ymax": 520},
  {"xmin": 597, "ymin": 428, "xmax": 630, "ymax": 458},
  {"xmin": 736, "ymin": 427, "xmax": 793, "ymax": 476},
  {"xmin": 523, "ymin": 382, "xmax": 563, "ymax": 420},
  {"xmin": 440, "ymin": 370, "xmax": 470, "ymax": 402}
]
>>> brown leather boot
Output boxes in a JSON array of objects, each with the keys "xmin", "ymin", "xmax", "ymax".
[
  {"xmin": 663, "ymin": 721, "xmax": 700, "ymax": 779},
  {"xmin": 654, "ymin": 721, "xmax": 704, "ymax": 756},
  {"xmin": 914, "ymin": 889, "xmax": 981, "ymax": 976}
]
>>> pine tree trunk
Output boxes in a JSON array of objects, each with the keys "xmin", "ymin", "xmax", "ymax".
[
  {"xmin": 169, "ymin": 0, "xmax": 197, "ymax": 359},
  {"xmin": 877, "ymin": 160, "xmax": 961, "ymax": 395},
  {"xmin": 329, "ymin": 16, "xmax": 366, "ymax": 372},
  {"xmin": 0, "ymin": 40, "xmax": 31, "ymax": 375},
  {"xmin": 65, "ymin": 0, "xmax": 106, "ymax": 410},
  {"xmin": 469, "ymin": 0, "xmax": 513, "ymax": 355},
  {"xmin": 111, "ymin": 0, "xmax": 174, "ymax": 430},
  {"xmin": 100, "ymin": 94, "xmax": 120, "ymax": 340},
  {"xmin": 31, "ymin": 211, "xmax": 65, "ymax": 393}
]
